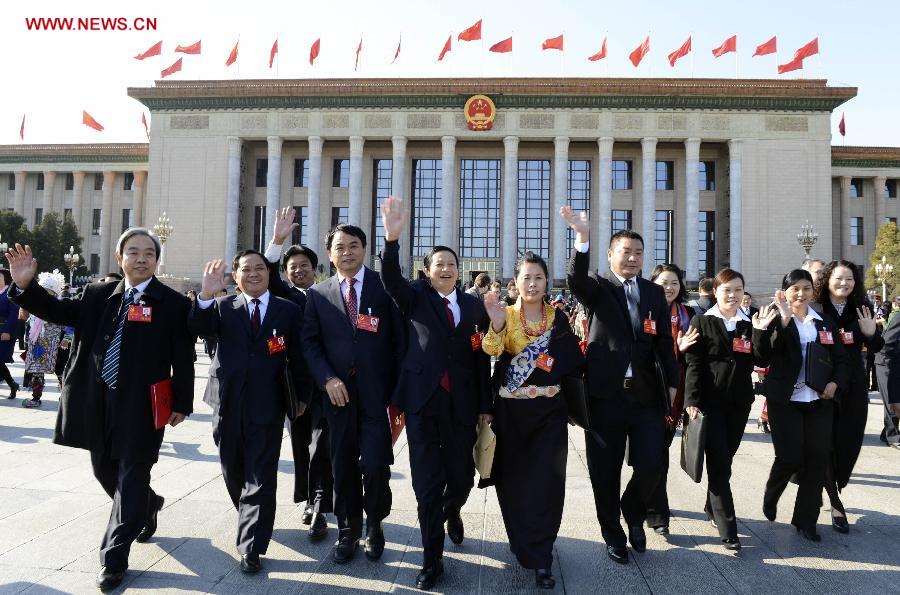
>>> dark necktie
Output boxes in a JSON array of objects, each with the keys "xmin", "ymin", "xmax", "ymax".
[
  {"xmin": 345, "ymin": 278, "xmax": 358, "ymax": 326},
  {"xmin": 624, "ymin": 279, "xmax": 641, "ymax": 336},
  {"xmin": 439, "ymin": 297, "xmax": 455, "ymax": 392},
  {"xmin": 250, "ymin": 298, "xmax": 261, "ymax": 335},
  {"xmin": 101, "ymin": 287, "xmax": 137, "ymax": 388}
]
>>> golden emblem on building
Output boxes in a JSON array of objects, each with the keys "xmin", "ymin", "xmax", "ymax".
[{"xmin": 464, "ymin": 95, "xmax": 496, "ymax": 131}]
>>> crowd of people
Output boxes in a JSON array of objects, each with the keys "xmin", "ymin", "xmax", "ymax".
[{"xmin": 1, "ymin": 199, "xmax": 898, "ymax": 592}]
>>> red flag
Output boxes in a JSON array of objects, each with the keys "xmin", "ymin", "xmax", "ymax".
[
  {"xmin": 82, "ymin": 111, "xmax": 104, "ymax": 132},
  {"xmin": 794, "ymin": 37, "xmax": 819, "ymax": 61},
  {"xmin": 712, "ymin": 35, "xmax": 737, "ymax": 58},
  {"xmin": 668, "ymin": 36, "xmax": 691, "ymax": 67},
  {"xmin": 19, "ymin": 115, "xmax": 24, "ymax": 141},
  {"xmin": 838, "ymin": 112, "xmax": 846, "ymax": 137},
  {"xmin": 354, "ymin": 38, "xmax": 362, "ymax": 71},
  {"xmin": 309, "ymin": 38, "xmax": 321, "ymax": 66},
  {"xmin": 542, "ymin": 34, "xmax": 564, "ymax": 51},
  {"xmin": 629, "ymin": 36, "xmax": 650, "ymax": 67},
  {"xmin": 777, "ymin": 56, "xmax": 803, "ymax": 74},
  {"xmin": 134, "ymin": 40, "xmax": 162, "ymax": 60},
  {"xmin": 588, "ymin": 37, "xmax": 608, "ymax": 61},
  {"xmin": 437, "ymin": 35, "xmax": 451, "ymax": 61},
  {"xmin": 269, "ymin": 39, "xmax": 278, "ymax": 68},
  {"xmin": 753, "ymin": 36, "xmax": 777, "ymax": 57},
  {"xmin": 225, "ymin": 41, "xmax": 239, "ymax": 67},
  {"xmin": 160, "ymin": 57, "xmax": 182, "ymax": 78},
  {"xmin": 391, "ymin": 35, "xmax": 401, "ymax": 64},
  {"xmin": 175, "ymin": 41, "xmax": 201, "ymax": 55},
  {"xmin": 142, "ymin": 113, "xmax": 150, "ymax": 140},
  {"xmin": 489, "ymin": 37, "xmax": 512, "ymax": 53},
  {"xmin": 458, "ymin": 19, "xmax": 482, "ymax": 42}
]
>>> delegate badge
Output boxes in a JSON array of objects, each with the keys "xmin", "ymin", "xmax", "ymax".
[{"xmin": 127, "ymin": 305, "xmax": 152, "ymax": 323}]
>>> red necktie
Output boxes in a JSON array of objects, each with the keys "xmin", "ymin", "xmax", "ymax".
[
  {"xmin": 250, "ymin": 298, "xmax": 261, "ymax": 335},
  {"xmin": 439, "ymin": 297, "xmax": 454, "ymax": 392},
  {"xmin": 345, "ymin": 278, "xmax": 358, "ymax": 326}
]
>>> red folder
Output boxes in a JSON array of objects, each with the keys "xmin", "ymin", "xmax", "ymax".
[
  {"xmin": 151, "ymin": 378, "xmax": 173, "ymax": 430},
  {"xmin": 387, "ymin": 404, "xmax": 405, "ymax": 446}
]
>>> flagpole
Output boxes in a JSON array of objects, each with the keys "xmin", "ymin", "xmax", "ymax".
[
  {"xmin": 276, "ymin": 35, "xmax": 280, "ymax": 79},
  {"xmin": 690, "ymin": 31, "xmax": 695, "ymax": 79}
]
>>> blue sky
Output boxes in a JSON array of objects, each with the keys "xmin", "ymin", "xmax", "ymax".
[{"xmin": 1, "ymin": 0, "xmax": 896, "ymax": 145}]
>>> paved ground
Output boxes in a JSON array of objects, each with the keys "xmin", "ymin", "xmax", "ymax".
[{"xmin": 0, "ymin": 350, "xmax": 898, "ymax": 594}]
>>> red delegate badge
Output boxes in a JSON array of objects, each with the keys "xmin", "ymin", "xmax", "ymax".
[
  {"xmin": 357, "ymin": 313, "xmax": 380, "ymax": 333},
  {"xmin": 127, "ymin": 305, "xmax": 152, "ymax": 323},
  {"xmin": 733, "ymin": 337, "xmax": 752, "ymax": 354},
  {"xmin": 839, "ymin": 329, "xmax": 854, "ymax": 345},
  {"xmin": 643, "ymin": 318, "xmax": 657, "ymax": 335},
  {"xmin": 536, "ymin": 353, "xmax": 555, "ymax": 372},
  {"xmin": 267, "ymin": 335, "xmax": 287, "ymax": 355},
  {"xmin": 819, "ymin": 330, "xmax": 834, "ymax": 345},
  {"xmin": 470, "ymin": 329, "xmax": 484, "ymax": 351}
]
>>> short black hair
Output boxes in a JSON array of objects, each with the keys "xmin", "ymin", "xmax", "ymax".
[
  {"xmin": 649, "ymin": 263, "xmax": 688, "ymax": 303},
  {"xmin": 282, "ymin": 245, "xmax": 318, "ymax": 271},
  {"xmin": 116, "ymin": 227, "xmax": 161, "ymax": 259},
  {"xmin": 514, "ymin": 251, "xmax": 549, "ymax": 280},
  {"xmin": 326, "ymin": 224, "xmax": 367, "ymax": 251},
  {"xmin": 424, "ymin": 245, "xmax": 459, "ymax": 269},
  {"xmin": 782, "ymin": 268, "xmax": 814, "ymax": 291},
  {"xmin": 105, "ymin": 272, "xmax": 123, "ymax": 281},
  {"xmin": 744, "ymin": 291, "xmax": 752, "ymax": 298},
  {"xmin": 0, "ymin": 269, "xmax": 11, "ymax": 286},
  {"xmin": 609, "ymin": 229, "xmax": 644, "ymax": 249},
  {"xmin": 698, "ymin": 277, "xmax": 714, "ymax": 293},
  {"xmin": 232, "ymin": 248, "xmax": 267, "ymax": 272}
]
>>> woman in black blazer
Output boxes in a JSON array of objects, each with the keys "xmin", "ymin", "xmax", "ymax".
[
  {"xmin": 815, "ymin": 260, "xmax": 882, "ymax": 533},
  {"xmin": 683, "ymin": 268, "xmax": 778, "ymax": 550},
  {"xmin": 762, "ymin": 269, "xmax": 850, "ymax": 542}
]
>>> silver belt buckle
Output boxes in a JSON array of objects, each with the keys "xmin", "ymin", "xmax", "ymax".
[{"xmin": 623, "ymin": 378, "xmax": 633, "ymax": 389}]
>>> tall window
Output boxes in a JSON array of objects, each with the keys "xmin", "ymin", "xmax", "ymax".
[
  {"xmin": 656, "ymin": 161, "xmax": 674, "ymax": 191},
  {"xmin": 411, "ymin": 159, "xmax": 442, "ymax": 260},
  {"xmin": 332, "ymin": 160, "xmax": 349, "ymax": 188},
  {"xmin": 121, "ymin": 209, "xmax": 132, "ymax": 233},
  {"xmin": 36, "ymin": 173, "xmax": 44, "ymax": 191},
  {"xmin": 91, "ymin": 209, "xmax": 102, "ymax": 235},
  {"xmin": 331, "ymin": 207, "xmax": 348, "ymax": 227},
  {"xmin": 887, "ymin": 179, "xmax": 898, "ymax": 199},
  {"xmin": 699, "ymin": 211, "xmax": 716, "ymax": 278},
  {"xmin": 611, "ymin": 209, "xmax": 632, "ymax": 235},
  {"xmin": 850, "ymin": 217, "xmax": 864, "ymax": 245},
  {"xmin": 517, "ymin": 160, "xmax": 551, "ymax": 256},
  {"xmin": 34, "ymin": 208, "xmax": 43, "ymax": 226},
  {"xmin": 94, "ymin": 173, "xmax": 104, "ymax": 191},
  {"xmin": 655, "ymin": 210, "xmax": 673, "ymax": 263},
  {"xmin": 255, "ymin": 159, "xmax": 267, "ymax": 187},
  {"xmin": 612, "ymin": 160, "xmax": 632, "ymax": 190},
  {"xmin": 8, "ymin": 174, "xmax": 15, "ymax": 191},
  {"xmin": 459, "ymin": 159, "xmax": 501, "ymax": 258},
  {"xmin": 567, "ymin": 160, "xmax": 591, "ymax": 253},
  {"xmin": 65, "ymin": 173, "xmax": 74, "ymax": 191},
  {"xmin": 293, "ymin": 159, "xmax": 309, "ymax": 187},
  {"xmin": 291, "ymin": 206, "xmax": 309, "ymax": 246},
  {"xmin": 63, "ymin": 208, "xmax": 72, "ymax": 221},
  {"xmin": 850, "ymin": 178, "xmax": 864, "ymax": 198},
  {"xmin": 123, "ymin": 172, "xmax": 134, "ymax": 191},
  {"xmin": 90, "ymin": 254, "xmax": 100, "ymax": 275},
  {"xmin": 253, "ymin": 206, "xmax": 267, "ymax": 250},
  {"xmin": 370, "ymin": 160, "xmax": 393, "ymax": 256},
  {"xmin": 699, "ymin": 161, "xmax": 716, "ymax": 191}
]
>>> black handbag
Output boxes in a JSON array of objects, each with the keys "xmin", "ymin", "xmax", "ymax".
[
  {"xmin": 282, "ymin": 363, "xmax": 303, "ymax": 421},
  {"xmin": 680, "ymin": 411, "xmax": 708, "ymax": 483},
  {"xmin": 561, "ymin": 372, "xmax": 606, "ymax": 448},
  {"xmin": 804, "ymin": 341, "xmax": 833, "ymax": 395}
]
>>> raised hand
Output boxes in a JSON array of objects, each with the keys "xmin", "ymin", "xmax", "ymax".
[
  {"xmin": 199, "ymin": 259, "xmax": 228, "ymax": 300},
  {"xmin": 5, "ymin": 244, "xmax": 38, "ymax": 289},
  {"xmin": 773, "ymin": 290, "xmax": 792, "ymax": 326},
  {"xmin": 559, "ymin": 206, "xmax": 591, "ymax": 243},
  {"xmin": 856, "ymin": 305, "xmax": 877, "ymax": 338},
  {"xmin": 380, "ymin": 195, "xmax": 406, "ymax": 242},
  {"xmin": 272, "ymin": 206, "xmax": 299, "ymax": 245},
  {"xmin": 677, "ymin": 326, "xmax": 700, "ymax": 353},
  {"xmin": 484, "ymin": 290, "xmax": 508, "ymax": 333},
  {"xmin": 752, "ymin": 303, "xmax": 779, "ymax": 330}
]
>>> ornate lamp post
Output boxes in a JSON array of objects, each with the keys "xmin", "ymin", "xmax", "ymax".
[
  {"xmin": 874, "ymin": 254, "xmax": 894, "ymax": 303},
  {"xmin": 797, "ymin": 221, "xmax": 819, "ymax": 261},
  {"xmin": 63, "ymin": 246, "xmax": 80, "ymax": 286},
  {"xmin": 152, "ymin": 212, "xmax": 174, "ymax": 274},
  {"xmin": 0, "ymin": 234, "xmax": 8, "ymax": 255}
]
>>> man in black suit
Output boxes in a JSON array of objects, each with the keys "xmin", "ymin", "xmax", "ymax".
[
  {"xmin": 379, "ymin": 196, "xmax": 492, "ymax": 590},
  {"xmin": 188, "ymin": 250, "xmax": 312, "ymax": 574},
  {"xmin": 875, "ymin": 312, "xmax": 900, "ymax": 449},
  {"xmin": 263, "ymin": 208, "xmax": 334, "ymax": 542},
  {"xmin": 561, "ymin": 207, "xmax": 680, "ymax": 564},
  {"xmin": 302, "ymin": 223, "xmax": 403, "ymax": 564},
  {"xmin": 7, "ymin": 230, "xmax": 195, "ymax": 591}
]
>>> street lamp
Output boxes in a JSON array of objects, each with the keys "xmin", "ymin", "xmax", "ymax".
[
  {"xmin": 0, "ymin": 234, "xmax": 8, "ymax": 254},
  {"xmin": 797, "ymin": 221, "xmax": 819, "ymax": 262},
  {"xmin": 63, "ymin": 246, "xmax": 80, "ymax": 286},
  {"xmin": 152, "ymin": 212, "xmax": 174, "ymax": 274},
  {"xmin": 874, "ymin": 255, "xmax": 894, "ymax": 303}
]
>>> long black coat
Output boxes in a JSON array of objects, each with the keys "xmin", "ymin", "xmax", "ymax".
[
  {"xmin": 0, "ymin": 289, "xmax": 19, "ymax": 363},
  {"xmin": 11, "ymin": 277, "xmax": 195, "ymax": 462}
]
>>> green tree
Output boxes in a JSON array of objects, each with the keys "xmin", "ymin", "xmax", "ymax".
[
  {"xmin": 27, "ymin": 213, "xmax": 88, "ymax": 280},
  {"xmin": 865, "ymin": 221, "xmax": 900, "ymax": 299},
  {"xmin": 0, "ymin": 210, "xmax": 33, "ymax": 250}
]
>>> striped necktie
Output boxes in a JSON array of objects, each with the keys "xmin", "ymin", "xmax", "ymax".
[{"xmin": 101, "ymin": 288, "xmax": 137, "ymax": 389}]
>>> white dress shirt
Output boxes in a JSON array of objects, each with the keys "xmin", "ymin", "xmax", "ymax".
[
  {"xmin": 791, "ymin": 307, "xmax": 823, "ymax": 403},
  {"xmin": 337, "ymin": 267, "xmax": 366, "ymax": 314},
  {"xmin": 198, "ymin": 290, "xmax": 270, "ymax": 325},
  {"xmin": 705, "ymin": 303, "xmax": 750, "ymax": 332},
  {"xmin": 127, "ymin": 278, "xmax": 153, "ymax": 303},
  {"xmin": 438, "ymin": 289, "xmax": 460, "ymax": 327}
]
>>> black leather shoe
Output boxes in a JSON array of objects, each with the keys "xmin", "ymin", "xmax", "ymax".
[
  {"xmin": 309, "ymin": 512, "xmax": 328, "ymax": 541},
  {"xmin": 831, "ymin": 514, "xmax": 850, "ymax": 534},
  {"xmin": 240, "ymin": 553, "xmax": 261, "ymax": 573},
  {"xmin": 652, "ymin": 525, "xmax": 670, "ymax": 535},
  {"xmin": 535, "ymin": 569, "xmax": 555, "ymax": 589},
  {"xmin": 607, "ymin": 545, "xmax": 628, "ymax": 564},
  {"xmin": 762, "ymin": 501, "xmax": 777, "ymax": 522},
  {"xmin": 889, "ymin": 442, "xmax": 900, "ymax": 450},
  {"xmin": 136, "ymin": 495, "xmax": 164, "ymax": 543},
  {"xmin": 301, "ymin": 504, "xmax": 314, "ymax": 525},
  {"xmin": 333, "ymin": 534, "xmax": 359, "ymax": 564},
  {"xmin": 97, "ymin": 566, "xmax": 126, "ymax": 591},
  {"xmin": 795, "ymin": 526, "xmax": 821, "ymax": 542},
  {"xmin": 365, "ymin": 523, "xmax": 386, "ymax": 560},
  {"xmin": 7, "ymin": 381, "xmax": 18, "ymax": 400},
  {"xmin": 723, "ymin": 538, "xmax": 741, "ymax": 551},
  {"xmin": 446, "ymin": 510, "xmax": 464, "ymax": 545},
  {"xmin": 628, "ymin": 525, "xmax": 646, "ymax": 553},
  {"xmin": 415, "ymin": 559, "xmax": 444, "ymax": 590}
]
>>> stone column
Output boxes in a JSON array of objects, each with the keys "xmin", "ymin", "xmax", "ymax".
[
  {"xmin": 640, "ymin": 138, "xmax": 658, "ymax": 271},
  {"xmin": 132, "ymin": 171, "xmax": 146, "ymax": 227},
  {"xmin": 874, "ymin": 176, "xmax": 887, "ymax": 229},
  {"xmin": 391, "ymin": 136, "xmax": 407, "ymax": 200},
  {"xmin": 43, "ymin": 170, "xmax": 57, "ymax": 215},
  {"xmin": 224, "ymin": 136, "xmax": 242, "ymax": 266},
  {"xmin": 839, "ymin": 176, "xmax": 852, "ymax": 257},
  {"xmin": 440, "ymin": 135, "xmax": 456, "ymax": 246},
  {"xmin": 349, "ymin": 136, "xmax": 365, "ymax": 226},
  {"xmin": 728, "ymin": 139, "xmax": 743, "ymax": 272},
  {"xmin": 552, "ymin": 136, "xmax": 569, "ymax": 284},
  {"xmin": 306, "ymin": 136, "xmax": 324, "ymax": 258},
  {"xmin": 71, "ymin": 171, "xmax": 86, "ymax": 232},
  {"xmin": 99, "ymin": 171, "xmax": 116, "ymax": 274},
  {"xmin": 502, "ymin": 136, "xmax": 519, "ymax": 280},
  {"xmin": 684, "ymin": 138, "xmax": 701, "ymax": 283},
  {"xmin": 13, "ymin": 172, "xmax": 26, "ymax": 216},
  {"xmin": 265, "ymin": 135, "xmax": 283, "ymax": 246},
  {"xmin": 596, "ymin": 137, "xmax": 614, "ymax": 273}
]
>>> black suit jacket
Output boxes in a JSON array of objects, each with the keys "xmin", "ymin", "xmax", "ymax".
[
  {"xmin": 683, "ymin": 316, "xmax": 770, "ymax": 411},
  {"xmin": 379, "ymin": 240, "xmax": 491, "ymax": 423},
  {"xmin": 11, "ymin": 277, "xmax": 195, "ymax": 462},
  {"xmin": 188, "ymin": 293, "xmax": 312, "ymax": 433},
  {"xmin": 762, "ymin": 313, "xmax": 851, "ymax": 405},
  {"xmin": 566, "ymin": 249, "xmax": 679, "ymax": 402},
  {"xmin": 301, "ymin": 267, "xmax": 404, "ymax": 413},
  {"xmin": 874, "ymin": 313, "xmax": 900, "ymax": 402},
  {"xmin": 266, "ymin": 257, "xmax": 308, "ymax": 310}
]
